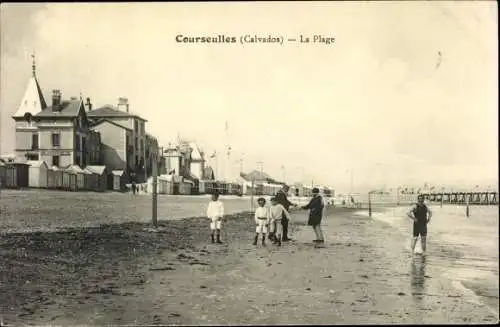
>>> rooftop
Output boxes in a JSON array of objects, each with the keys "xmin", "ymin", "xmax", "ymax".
[
  {"xmin": 90, "ymin": 118, "xmax": 133, "ymax": 131},
  {"xmin": 88, "ymin": 105, "xmax": 147, "ymax": 122},
  {"xmin": 35, "ymin": 100, "xmax": 83, "ymax": 118}
]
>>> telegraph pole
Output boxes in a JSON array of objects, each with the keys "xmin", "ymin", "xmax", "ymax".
[{"xmin": 152, "ymin": 148, "xmax": 158, "ymax": 228}]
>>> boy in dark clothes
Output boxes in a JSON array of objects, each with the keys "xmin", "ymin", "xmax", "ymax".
[{"xmin": 302, "ymin": 187, "xmax": 325, "ymax": 244}]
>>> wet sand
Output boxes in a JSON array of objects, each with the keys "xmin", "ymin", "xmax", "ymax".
[{"xmin": 1, "ymin": 207, "xmax": 498, "ymax": 325}]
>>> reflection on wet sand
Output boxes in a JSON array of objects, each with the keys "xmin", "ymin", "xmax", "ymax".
[{"xmin": 411, "ymin": 255, "xmax": 427, "ymax": 303}]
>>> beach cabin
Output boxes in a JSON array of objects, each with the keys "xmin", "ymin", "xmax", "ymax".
[
  {"xmin": 179, "ymin": 178, "xmax": 194, "ymax": 195},
  {"xmin": 199, "ymin": 180, "xmax": 215, "ymax": 194},
  {"xmin": 227, "ymin": 182, "xmax": 242, "ymax": 196},
  {"xmin": 27, "ymin": 160, "xmax": 48, "ymax": 188},
  {"xmin": 47, "ymin": 166, "xmax": 63, "ymax": 189},
  {"xmin": 161, "ymin": 175, "xmax": 174, "ymax": 194},
  {"xmin": 65, "ymin": 165, "xmax": 86, "ymax": 191},
  {"xmin": 111, "ymin": 170, "xmax": 126, "ymax": 191},
  {"xmin": 1, "ymin": 163, "xmax": 17, "ymax": 188},
  {"xmin": 62, "ymin": 166, "xmax": 78, "ymax": 191},
  {"xmin": 0, "ymin": 162, "xmax": 29, "ymax": 189},
  {"xmin": 0, "ymin": 161, "xmax": 5, "ymax": 189},
  {"xmin": 85, "ymin": 165, "xmax": 108, "ymax": 192},
  {"xmin": 82, "ymin": 167, "xmax": 96, "ymax": 191},
  {"xmin": 147, "ymin": 175, "xmax": 174, "ymax": 194}
]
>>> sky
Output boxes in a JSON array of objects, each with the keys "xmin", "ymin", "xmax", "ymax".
[{"xmin": 1, "ymin": 2, "xmax": 498, "ymax": 192}]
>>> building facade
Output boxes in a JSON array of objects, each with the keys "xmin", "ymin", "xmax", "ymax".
[
  {"xmin": 12, "ymin": 63, "xmax": 101, "ymax": 168},
  {"xmin": 87, "ymin": 98, "xmax": 149, "ymax": 181},
  {"xmin": 90, "ymin": 119, "xmax": 133, "ymax": 172}
]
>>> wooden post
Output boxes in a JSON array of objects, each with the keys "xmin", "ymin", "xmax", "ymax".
[
  {"xmin": 368, "ymin": 192, "xmax": 372, "ymax": 217},
  {"xmin": 465, "ymin": 192, "xmax": 470, "ymax": 218},
  {"xmin": 250, "ymin": 177, "xmax": 255, "ymax": 212},
  {"xmin": 152, "ymin": 151, "xmax": 158, "ymax": 228},
  {"xmin": 396, "ymin": 187, "xmax": 400, "ymax": 206}
]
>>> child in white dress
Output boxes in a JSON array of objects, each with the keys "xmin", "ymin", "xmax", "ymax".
[
  {"xmin": 206, "ymin": 192, "xmax": 225, "ymax": 244},
  {"xmin": 253, "ymin": 197, "xmax": 270, "ymax": 246}
]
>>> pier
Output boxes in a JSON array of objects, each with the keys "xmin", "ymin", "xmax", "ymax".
[{"xmin": 420, "ymin": 192, "xmax": 498, "ymax": 205}]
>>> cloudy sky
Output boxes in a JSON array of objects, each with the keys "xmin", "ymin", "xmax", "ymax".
[{"xmin": 1, "ymin": 2, "xmax": 497, "ymax": 191}]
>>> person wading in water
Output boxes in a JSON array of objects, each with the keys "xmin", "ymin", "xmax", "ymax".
[{"xmin": 407, "ymin": 194, "xmax": 433, "ymax": 254}]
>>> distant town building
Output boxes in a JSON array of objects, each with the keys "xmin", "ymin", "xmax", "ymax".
[
  {"xmin": 87, "ymin": 98, "xmax": 151, "ymax": 181},
  {"xmin": 11, "ymin": 60, "xmax": 100, "ymax": 168},
  {"xmin": 188, "ymin": 142, "xmax": 205, "ymax": 180}
]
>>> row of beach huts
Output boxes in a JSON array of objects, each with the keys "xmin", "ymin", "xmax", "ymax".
[
  {"xmin": 144, "ymin": 174, "xmax": 333, "ymax": 197},
  {"xmin": 0, "ymin": 160, "xmax": 128, "ymax": 192}
]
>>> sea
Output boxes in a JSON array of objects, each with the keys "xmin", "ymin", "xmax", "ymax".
[{"xmin": 356, "ymin": 203, "xmax": 499, "ymax": 315}]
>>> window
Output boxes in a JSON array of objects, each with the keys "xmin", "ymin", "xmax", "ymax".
[
  {"xmin": 134, "ymin": 120, "xmax": 138, "ymax": 132},
  {"xmin": 31, "ymin": 134, "xmax": 39, "ymax": 150},
  {"xmin": 75, "ymin": 136, "xmax": 81, "ymax": 151},
  {"xmin": 51, "ymin": 133, "xmax": 60, "ymax": 147},
  {"xmin": 27, "ymin": 154, "xmax": 39, "ymax": 160},
  {"xmin": 52, "ymin": 155, "xmax": 60, "ymax": 167}
]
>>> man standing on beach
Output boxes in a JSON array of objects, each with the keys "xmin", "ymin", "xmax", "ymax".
[
  {"xmin": 275, "ymin": 185, "xmax": 297, "ymax": 242},
  {"xmin": 407, "ymin": 194, "xmax": 433, "ymax": 254}
]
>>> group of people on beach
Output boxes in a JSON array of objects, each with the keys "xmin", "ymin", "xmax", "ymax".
[
  {"xmin": 206, "ymin": 184, "xmax": 326, "ymax": 246},
  {"xmin": 207, "ymin": 185, "xmax": 433, "ymax": 254}
]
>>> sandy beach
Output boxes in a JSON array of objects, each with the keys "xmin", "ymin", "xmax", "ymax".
[{"xmin": 1, "ymin": 200, "xmax": 498, "ymax": 325}]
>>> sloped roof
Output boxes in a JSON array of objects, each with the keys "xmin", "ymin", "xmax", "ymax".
[
  {"xmin": 189, "ymin": 142, "xmax": 204, "ymax": 161},
  {"xmin": 112, "ymin": 170, "xmax": 125, "ymax": 176},
  {"xmin": 90, "ymin": 118, "xmax": 133, "ymax": 131},
  {"xmin": 36, "ymin": 99, "xmax": 82, "ymax": 118},
  {"xmin": 203, "ymin": 166, "xmax": 215, "ymax": 180},
  {"xmin": 12, "ymin": 76, "xmax": 47, "ymax": 118},
  {"xmin": 27, "ymin": 160, "xmax": 48, "ymax": 168},
  {"xmin": 65, "ymin": 165, "xmax": 85, "ymax": 174},
  {"xmin": 88, "ymin": 105, "xmax": 147, "ymax": 122},
  {"xmin": 241, "ymin": 170, "xmax": 272, "ymax": 182},
  {"xmin": 82, "ymin": 167, "xmax": 94, "ymax": 175},
  {"xmin": 86, "ymin": 165, "xmax": 107, "ymax": 175}
]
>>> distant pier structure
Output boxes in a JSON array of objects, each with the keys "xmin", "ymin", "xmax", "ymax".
[{"xmin": 420, "ymin": 191, "xmax": 498, "ymax": 205}]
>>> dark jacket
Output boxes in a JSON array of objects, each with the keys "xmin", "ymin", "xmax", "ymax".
[
  {"xmin": 275, "ymin": 190, "xmax": 293, "ymax": 211},
  {"xmin": 302, "ymin": 195, "xmax": 324, "ymax": 220}
]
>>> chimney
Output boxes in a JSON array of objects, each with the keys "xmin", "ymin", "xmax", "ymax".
[
  {"xmin": 85, "ymin": 97, "xmax": 92, "ymax": 111},
  {"xmin": 52, "ymin": 89, "xmax": 62, "ymax": 110},
  {"xmin": 117, "ymin": 97, "xmax": 129, "ymax": 113}
]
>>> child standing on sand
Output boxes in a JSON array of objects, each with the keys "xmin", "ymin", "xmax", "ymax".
[
  {"xmin": 253, "ymin": 197, "xmax": 270, "ymax": 246},
  {"xmin": 302, "ymin": 187, "xmax": 325, "ymax": 245},
  {"xmin": 207, "ymin": 192, "xmax": 224, "ymax": 244},
  {"xmin": 269, "ymin": 197, "xmax": 292, "ymax": 246}
]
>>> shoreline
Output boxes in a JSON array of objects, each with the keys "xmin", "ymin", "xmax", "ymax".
[
  {"xmin": 359, "ymin": 204, "xmax": 499, "ymax": 317},
  {"xmin": 1, "ymin": 206, "xmax": 498, "ymax": 325}
]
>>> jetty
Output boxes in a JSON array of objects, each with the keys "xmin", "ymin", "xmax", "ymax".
[{"xmin": 420, "ymin": 192, "xmax": 498, "ymax": 205}]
